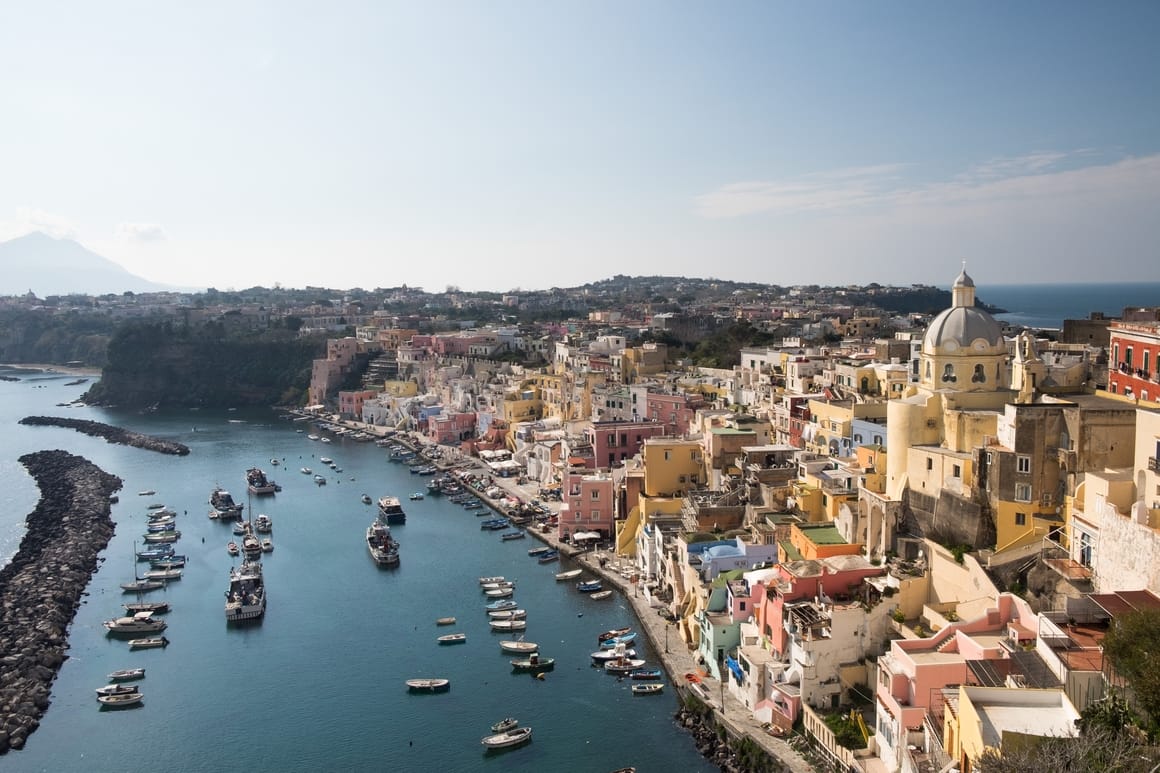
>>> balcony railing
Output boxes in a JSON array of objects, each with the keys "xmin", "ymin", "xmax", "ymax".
[{"xmin": 1149, "ymin": 457, "xmax": 1160, "ymax": 473}]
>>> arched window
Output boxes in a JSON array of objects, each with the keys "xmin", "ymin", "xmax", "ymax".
[
  {"xmin": 925, "ymin": 361, "xmax": 932, "ymax": 379},
  {"xmin": 972, "ymin": 364, "xmax": 986, "ymax": 383},
  {"xmin": 941, "ymin": 364, "xmax": 956, "ymax": 383}
]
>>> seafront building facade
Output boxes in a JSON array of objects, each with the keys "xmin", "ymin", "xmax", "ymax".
[{"xmin": 295, "ymin": 273, "xmax": 1160, "ymax": 771}]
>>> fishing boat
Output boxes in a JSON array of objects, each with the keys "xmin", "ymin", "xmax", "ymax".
[
  {"xmin": 604, "ymin": 657, "xmax": 646, "ymax": 674},
  {"xmin": 435, "ymin": 616, "xmax": 456, "ymax": 626},
  {"xmin": 591, "ymin": 647, "xmax": 637, "ymax": 664},
  {"xmin": 598, "ymin": 626, "xmax": 633, "ymax": 642},
  {"xmin": 128, "ymin": 636, "xmax": 169, "ymax": 649},
  {"xmin": 631, "ymin": 683, "xmax": 664, "ymax": 695},
  {"xmin": 536, "ymin": 550, "xmax": 559, "ymax": 564},
  {"xmin": 487, "ymin": 608, "xmax": 526, "ymax": 620},
  {"xmin": 499, "ymin": 639, "xmax": 539, "ymax": 654},
  {"xmin": 97, "ymin": 691, "xmax": 143, "ymax": 708},
  {"xmin": 123, "ymin": 600, "xmax": 169, "ymax": 614},
  {"xmin": 142, "ymin": 531, "xmax": 180, "ymax": 544},
  {"xmin": 484, "ymin": 587, "xmax": 514, "ymax": 598},
  {"xmin": 437, "ymin": 633, "xmax": 467, "ymax": 645},
  {"xmin": 107, "ymin": 667, "xmax": 145, "ymax": 681},
  {"xmin": 210, "ymin": 486, "xmax": 245, "ymax": 515},
  {"xmin": 478, "ymin": 576, "xmax": 505, "ymax": 585},
  {"xmin": 576, "ymin": 580, "xmax": 603, "ymax": 593},
  {"xmin": 135, "ymin": 545, "xmax": 174, "ymax": 561},
  {"xmin": 224, "ymin": 561, "xmax": 266, "ymax": 622},
  {"xmin": 491, "ymin": 717, "xmax": 519, "ymax": 733},
  {"xmin": 555, "ymin": 568, "xmax": 583, "ymax": 581},
  {"xmin": 480, "ymin": 725, "xmax": 532, "ymax": 749},
  {"xmin": 527, "ymin": 546, "xmax": 552, "ymax": 557},
  {"xmin": 143, "ymin": 567, "xmax": 183, "ymax": 581},
  {"xmin": 366, "ymin": 521, "xmax": 400, "ymax": 566},
  {"xmin": 255, "ymin": 513, "xmax": 272, "ymax": 533},
  {"xmin": 481, "ymin": 580, "xmax": 514, "ymax": 591},
  {"xmin": 631, "ymin": 668, "xmax": 664, "ymax": 680},
  {"xmin": 95, "ymin": 684, "xmax": 140, "ymax": 697},
  {"xmin": 589, "ymin": 590, "xmax": 613, "ymax": 600},
  {"xmin": 246, "ymin": 467, "xmax": 278, "ymax": 495},
  {"xmin": 149, "ymin": 556, "xmax": 186, "ymax": 569},
  {"xmin": 600, "ymin": 632, "xmax": 638, "ymax": 648},
  {"xmin": 510, "ymin": 654, "xmax": 554, "ymax": 672},
  {"xmin": 405, "ymin": 678, "xmax": 450, "ymax": 692}
]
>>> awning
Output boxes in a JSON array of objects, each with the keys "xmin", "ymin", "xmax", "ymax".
[
  {"xmin": 573, "ymin": 531, "xmax": 601, "ymax": 541},
  {"xmin": 725, "ymin": 656, "xmax": 745, "ymax": 683}
]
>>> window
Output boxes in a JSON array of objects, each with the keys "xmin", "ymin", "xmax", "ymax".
[
  {"xmin": 926, "ymin": 458, "xmax": 933, "ymax": 471},
  {"xmin": 942, "ymin": 364, "xmax": 957, "ymax": 383},
  {"xmin": 590, "ymin": 490, "xmax": 600, "ymax": 500},
  {"xmin": 1015, "ymin": 483, "xmax": 1032, "ymax": 502},
  {"xmin": 1145, "ymin": 351, "xmax": 1151, "ymax": 374},
  {"xmin": 952, "ymin": 465, "xmax": 961, "ymax": 478},
  {"xmin": 1126, "ymin": 347, "xmax": 1134, "ymax": 368},
  {"xmin": 575, "ymin": 511, "xmax": 582, "ymax": 521},
  {"xmin": 1015, "ymin": 512, "xmax": 1027, "ymax": 526},
  {"xmin": 972, "ymin": 364, "xmax": 986, "ymax": 383},
  {"xmin": 1017, "ymin": 455, "xmax": 1031, "ymax": 474}
]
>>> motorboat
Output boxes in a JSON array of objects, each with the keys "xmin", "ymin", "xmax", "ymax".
[
  {"xmin": 136, "ymin": 545, "xmax": 174, "ymax": 561},
  {"xmin": 589, "ymin": 590, "xmax": 613, "ymax": 600},
  {"xmin": 491, "ymin": 717, "xmax": 519, "ymax": 733},
  {"xmin": 95, "ymin": 684, "xmax": 139, "ymax": 697},
  {"xmin": 137, "ymin": 490, "xmax": 156, "ymax": 496},
  {"xmin": 378, "ymin": 496, "xmax": 407, "ymax": 525},
  {"xmin": 246, "ymin": 467, "xmax": 278, "ymax": 495},
  {"xmin": 409, "ymin": 492, "xmax": 424, "ymax": 501},
  {"xmin": 128, "ymin": 636, "xmax": 169, "ymax": 649},
  {"xmin": 576, "ymin": 580, "xmax": 603, "ymax": 593},
  {"xmin": 232, "ymin": 519, "xmax": 248, "ymax": 535},
  {"xmin": 123, "ymin": 601, "xmax": 169, "ymax": 614},
  {"xmin": 499, "ymin": 639, "xmax": 538, "ymax": 654},
  {"xmin": 261, "ymin": 538, "xmax": 274, "ymax": 553},
  {"xmin": 489, "ymin": 619, "xmax": 527, "ymax": 632},
  {"xmin": 366, "ymin": 521, "xmax": 400, "ymax": 566},
  {"xmin": 600, "ymin": 633, "xmax": 638, "ymax": 649},
  {"xmin": 142, "ymin": 531, "xmax": 180, "ymax": 543},
  {"xmin": 485, "ymin": 599, "xmax": 517, "ymax": 611},
  {"xmin": 500, "ymin": 531, "xmax": 526, "ymax": 541},
  {"xmin": 107, "ymin": 667, "xmax": 145, "ymax": 681},
  {"xmin": 210, "ymin": 486, "xmax": 244, "ymax": 515},
  {"xmin": 510, "ymin": 654, "xmax": 554, "ymax": 672},
  {"xmin": 437, "ymin": 633, "xmax": 467, "ymax": 645},
  {"xmin": 98, "ymin": 691, "xmax": 143, "ymax": 708},
  {"xmin": 120, "ymin": 578, "xmax": 165, "ymax": 593},
  {"xmin": 319, "ymin": 456, "xmax": 333, "ymax": 465},
  {"xmin": 104, "ymin": 611, "xmax": 168, "ymax": 636},
  {"xmin": 480, "ymin": 726, "xmax": 532, "ymax": 749},
  {"xmin": 484, "ymin": 587, "xmax": 513, "ymax": 598},
  {"xmin": 436, "ymin": 617, "xmax": 456, "ymax": 626},
  {"xmin": 227, "ymin": 541, "xmax": 240, "ymax": 556},
  {"xmin": 527, "ymin": 546, "xmax": 552, "ymax": 557},
  {"xmin": 604, "ymin": 657, "xmax": 646, "ymax": 674},
  {"xmin": 149, "ymin": 556, "xmax": 186, "ymax": 569},
  {"xmin": 478, "ymin": 576, "xmax": 505, "ymax": 585},
  {"xmin": 591, "ymin": 647, "xmax": 637, "ymax": 664},
  {"xmin": 254, "ymin": 514, "xmax": 272, "ymax": 533},
  {"xmin": 598, "ymin": 626, "xmax": 633, "ymax": 642},
  {"xmin": 481, "ymin": 580, "xmax": 514, "ymax": 590},
  {"xmin": 555, "ymin": 569, "xmax": 583, "ymax": 581},
  {"xmin": 631, "ymin": 683, "xmax": 664, "ymax": 695},
  {"xmin": 143, "ymin": 567, "xmax": 182, "ymax": 581},
  {"xmin": 314, "ymin": 474, "xmax": 327, "ymax": 485},
  {"xmin": 242, "ymin": 534, "xmax": 261, "ymax": 558},
  {"xmin": 487, "ymin": 608, "xmax": 526, "ymax": 620},
  {"xmin": 406, "ymin": 678, "xmax": 450, "ymax": 692},
  {"xmin": 224, "ymin": 561, "xmax": 266, "ymax": 622},
  {"xmin": 631, "ymin": 668, "xmax": 663, "ymax": 680},
  {"xmin": 361, "ymin": 494, "xmax": 372, "ymax": 505},
  {"xmin": 536, "ymin": 550, "xmax": 559, "ymax": 564}
]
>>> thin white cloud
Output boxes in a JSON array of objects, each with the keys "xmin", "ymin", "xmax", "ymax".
[
  {"xmin": 116, "ymin": 222, "xmax": 168, "ymax": 243},
  {"xmin": 694, "ymin": 150, "xmax": 1155, "ymax": 220},
  {"xmin": 0, "ymin": 207, "xmax": 79, "ymax": 240}
]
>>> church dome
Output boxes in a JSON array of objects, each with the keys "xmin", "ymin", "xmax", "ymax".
[{"xmin": 922, "ymin": 269, "xmax": 1004, "ymax": 355}]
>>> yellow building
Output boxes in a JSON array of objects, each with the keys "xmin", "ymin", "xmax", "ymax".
[
  {"xmin": 617, "ymin": 438, "xmax": 705, "ymax": 556},
  {"xmin": 945, "ymin": 686, "xmax": 1079, "ymax": 772}
]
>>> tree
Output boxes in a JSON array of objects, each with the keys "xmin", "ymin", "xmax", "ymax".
[
  {"xmin": 974, "ymin": 723, "xmax": 1158, "ymax": 772},
  {"xmin": 1103, "ymin": 608, "xmax": 1160, "ymax": 729}
]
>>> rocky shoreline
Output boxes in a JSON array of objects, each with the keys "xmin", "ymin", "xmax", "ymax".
[
  {"xmin": 18, "ymin": 416, "xmax": 190, "ymax": 456},
  {"xmin": 0, "ymin": 451, "xmax": 121, "ymax": 753}
]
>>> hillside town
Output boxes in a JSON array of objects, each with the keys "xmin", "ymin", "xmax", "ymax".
[{"xmin": 290, "ymin": 269, "xmax": 1159, "ymax": 773}]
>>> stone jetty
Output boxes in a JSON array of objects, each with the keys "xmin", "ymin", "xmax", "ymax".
[
  {"xmin": 18, "ymin": 416, "xmax": 190, "ymax": 455},
  {"xmin": 0, "ymin": 451, "xmax": 121, "ymax": 753}
]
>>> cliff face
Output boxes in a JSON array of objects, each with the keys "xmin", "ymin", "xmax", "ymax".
[{"xmin": 82, "ymin": 322, "xmax": 321, "ymax": 409}]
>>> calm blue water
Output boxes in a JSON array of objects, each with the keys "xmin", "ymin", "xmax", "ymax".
[
  {"xmin": 0, "ymin": 370, "xmax": 711, "ymax": 773},
  {"xmin": 976, "ymin": 282, "xmax": 1160, "ymax": 330}
]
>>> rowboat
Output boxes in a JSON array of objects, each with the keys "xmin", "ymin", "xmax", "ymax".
[
  {"xmin": 485, "ymin": 599, "xmax": 517, "ymax": 611},
  {"xmin": 107, "ymin": 667, "xmax": 146, "ymax": 681},
  {"xmin": 480, "ymin": 725, "xmax": 532, "ymax": 750},
  {"xmin": 630, "ymin": 668, "xmax": 663, "ymax": 680},
  {"xmin": 491, "ymin": 717, "xmax": 519, "ymax": 733},
  {"xmin": 598, "ymin": 626, "xmax": 633, "ymax": 642},
  {"xmin": 631, "ymin": 683, "xmax": 664, "ymax": 695},
  {"xmin": 406, "ymin": 678, "xmax": 450, "ymax": 692},
  {"xmin": 478, "ymin": 576, "xmax": 505, "ymax": 585},
  {"xmin": 555, "ymin": 569, "xmax": 582, "ymax": 581},
  {"xmin": 527, "ymin": 546, "xmax": 551, "ymax": 556},
  {"xmin": 437, "ymin": 633, "xmax": 467, "ymax": 645},
  {"xmin": 484, "ymin": 587, "xmax": 514, "ymax": 598},
  {"xmin": 436, "ymin": 617, "xmax": 457, "ymax": 626},
  {"xmin": 489, "ymin": 619, "xmax": 527, "ymax": 632},
  {"xmin": 589, "ymin": 590, "xmax": 613, "ymax": 600},
  {"xmin": 129, "ymin": 636, "xmax": 169, "ymax": 649},
  {"xmin": 487, "ymin": 608, "xmax": 526, "ymax": 620},
  {"xmin": 499, "ymin": 639, "xmax": 538, "ymax": 654},
  {"xmin": 510, "ymin": 654, "xmax": 554, "ymax": 672},
  {"xmin": 98, "ymin": 691, "xmax": 143, "ymax": 708}
]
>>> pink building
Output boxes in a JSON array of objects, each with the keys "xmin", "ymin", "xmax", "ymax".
[
  {"xmin": 584, "ymin": 420, "xmax": 665, "ymax": 469},
  {"xmin": 426, "ymin": 411, "xmax": 477, "ymax": 445},
  {"xmin": 558, "ymin": 465, "xmax": 615, "ymax": 543},
  {"xmin": 645, "ymin": 391, "xmax": 705, "ymax": 437},
  {"xmin": 338, "ymin": 389, "xmax": 378, "ymax": 419}
]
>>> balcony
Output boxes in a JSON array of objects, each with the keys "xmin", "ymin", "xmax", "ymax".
[{"xmin": 1149, "ymin": 457, "xmax": 1160, "ymax": 473}]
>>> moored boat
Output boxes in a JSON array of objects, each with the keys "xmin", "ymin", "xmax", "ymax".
[
  {"xmin": 128, "ymin": 636, "xmax": 169, "ymax": 649},
  {"xmin": 591, "ymin": 647, "xmax": 637, "ymax": 663},
  {"xmin": 142, "ymin": 531, "xmax": 180, "ymax": 543},
  {"xmin": 485, "ymin": 599, "xmax": 517, "ymax": 611},
  {"xmin": 600, "ymin": 632, "xmax": 638, "ymax": 648},
  {"xmin": 589, "ymin": 590, "xmax": 613, "ymax": 600},
  {"xmin": 97, "ymin": 691, "xmax": 143, "ymax": 708},
  {"xmin": 227, "ymin": 541, "xmax": 240, "ymax": 556},
  {"xmin": 510, "ymin": 654, "xmax": 554, "ymax": 672},
  {"xmin": 604, "ymin": 657, "xmax": 646, "ymax": 674},
  {"xmin": 95, "ymin": 684, "xmax": 139, "ymax": 697},
  {"xmin": 406, "ymin": 678, "xmax": 450, "ymax": 692},
  {"xmin": 527, "ymin": 546, "xmax": 551, "ymax": 557},
  {"xmin": 489, "ymin": 619, "xmax": 527, "ymax": 632},
  {"xmin": 107, "ymin": 667, "xmax": 145, "ymax": 681},
  {"xmin": 598, "ymin": 626, "xmax": 633, "ymax": 642},
  {"xmin": 254, "ymin": 513, "xmax": 272, "ymax": 532},
  {"xmin": 366, "ymin": 521, "xmax": 400, "ymax": 566},
  {"xmin": 143, "ymin": 567, "xmax": 182, "ymax": 581},
  {"xmin": 555, "ymin": 568, "xmax": 582, "ymax": 581},
  {"xmin": 631, "ymin": 683, "xmax": 664, "ymax": 695},
  {"xmin": 123, "ymin": 600, "xmax": 169, "ymax": 614},
  {"xmin": 246, "ymin": 467, "xmax": 278, "ymax": 495},
  {"xmin": 478, "ymin": 575, "xmax": 505, "ymax": 585},
  {"xmin": 491, "ymin": 717, "xmax": 519, "ymax": 733},
  {"xmin": 210, "ymin": 486, "xmax": 245, "ymax": 515},
  {"xmin": 631, "ymin": 668, "xmax": 663, "ymax": 680},
  {"xmin": 104, "ymin": 611, "xmax": 168, "ymax": 636},
  {"xmin": 480, "ymin": 725, "xmax": 532, "ymax": 749},
  {"xmin": 536, "ymin": 550, "xmax": 559, "ymax": 564},
  {"xmin": 435, "ymin": 616, "xmax": 456, "ymax": 626},
  {"xmin": 224, "ymin": 561, "xmax": 265, "ymax": 622},
  {"xmin": 261, "ymin": 538, "xmax": 274, "ymax": 553},
  {"xmin": 500, "ymin": 530, "xmax": 525, "ymax": 541},
  {"xmin": 120, "ymin": 578, "xmax": 165, "ymax": 593},
  {"xmin": 499, "ymin": 639, "xmax": 538, "ymax": 654},
  {"xmin": 377, "ymin": 495, "xmax": 407, "ymax": 525},
  {"xmin": 437, "ymin": 632, "xmax": 467, "ymax": 645},
  {"xmin": 484, "ymin": 587, "xmax": 514, "ymax": 598},
  {"xmin": 487, "ymin": 608, "xmax": 526, "ymax": 620},
  {"xmin": 576, "ymin": 580, "xmax": 603, "ymax": 593}
]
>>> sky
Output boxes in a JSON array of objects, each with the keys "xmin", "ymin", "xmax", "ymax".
[{"xmin": 1, "ymin": 1, "xmax": 1158, "ymax": 292}]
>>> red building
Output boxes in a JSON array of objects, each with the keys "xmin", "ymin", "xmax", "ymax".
[
  {"xmin": 645, "ymin": 391, "xmax": 705, "ymax": 437},
  {"xmin": 584, "ymin": 420, "xmax": 666, "ymax": 469},
  {"xmin": 1108, "ymin": 320, "xmax": 1160, "ymax": 402}
]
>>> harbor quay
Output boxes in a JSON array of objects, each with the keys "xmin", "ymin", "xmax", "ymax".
[{"xmin": 381, "ymin": 426, "xmax": 817, "ymax": 773}]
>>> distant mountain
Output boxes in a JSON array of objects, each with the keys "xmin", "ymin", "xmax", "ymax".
[{"xmin": 0, "ymin": 232, "xmax": 172, "ymax": 296}]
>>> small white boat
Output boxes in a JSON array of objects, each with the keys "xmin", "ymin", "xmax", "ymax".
[
  {"xmin": 301, "ymin": 467, "xmax": 313, "ymax": 474},
  {"xmin": 137, "ymin": 490, "xmax": 156, "ymax": 496},
  {"xmin": 319, "ymin": 456, "xmax": 333, "ymax": 465},
  {"xmin": 484, "ymin": 587, "xmax": 514, "ymax": 598},
  {"xmin": 120, "ymin": 578, "xmax": 165, "ymax": 593},
  {"xmin": 478, "ymin": 576, "xmax": 505, "ymax": 585},
  {"xmin": 487, "ymin": 608, "xmax": 526, "ymax": 620},
  {"xmin": 406, "ymin": 678, "xmax": 450, "ymax": 692},
  {"xmin": 631, "ymin": 683, "xmax": 664, "ymax": 695},
  {"xmin": 489, "ymin": 619, "xmax": 527, "ymax": 631},
  {"xmin": 314, "ymin": 474, "xmax": 327, "ymax": 485},
  {"xmin": 491, "ymin": 717, "xmax": 519, "ymax": 733},
  {"xmin": 555, "ymin": 569, "xmax": 583, "ymax": 581},
  {"xmin": 510, "ymin": 654, "xmax": 554, "ymax": 672},
  {"xmin": 227, "ymin": 541, "xmax": 239, "ymax": 556},
  {"xmin": 409, "ymin": 492, "xmax": 424, "ymax": 500},
  {"xmin": 129, "ymin": 636, "xmax": 169, "ymax": 650},
  {"xmin": 98, "ymin": 692, "xmax": 143, "ymax": 708},
  {"xmin": 142, "ymin": 568, "xmax": 182, "ymax": 581},
  {"xmin": 604, "ymin": 657, "xmax": 646, "ymax": 674},
  {"xmin": 589, "ymin": 590, "xmax": 613, "ymax": 600},
  {"xmin": 481, "ymin": 725, "xmax": 532, "ymax": 749},
  {"xmin": 499, "ymin": 639, "xmax": 538, "ymax": 654},
  {"xmin": 481, "ymin": 581, "xmax": 515, "ymax": 591},
  {"xmin": 108, "ymin": 667, "xmax": 145, "ymax": 681},
  {"xmin": 436, "ymin": 617, "xmax": 456, "ymax": 626},
  {"xmin": 437, "ymin": 633, "xmax": 467, "ymax": 645},
  {"xmin": 255, "ymin": 514, "xmax": 272, "ymax": 533},
  {"xmin": 361, "ymin": 494, "xmax": 372, "ymax": 505},
  {"xmin": 261, "ymin": 538, "xmax": 273, "ymax": 553},
  {"xmin": 95, "ymin": 684, "xmax": 139, "ymax": 697}
]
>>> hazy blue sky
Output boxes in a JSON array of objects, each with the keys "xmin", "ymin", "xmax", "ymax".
[{"xmin": 1, "ymin": 2, "xmax": 1158, "ymax": 291}]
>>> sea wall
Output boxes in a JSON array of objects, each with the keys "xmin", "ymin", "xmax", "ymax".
[
  {"xmin": 0, "ymin": 451, "xmax": 120, "ymax": 753},
  {"xmin": 19, "ymin": 416, "xmax": 190, "ymax": 455}
]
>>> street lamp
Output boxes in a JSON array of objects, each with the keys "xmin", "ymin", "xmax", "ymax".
[{"xmin": 665, "ymin": 622, "xmax": 670, "ymax": 654}]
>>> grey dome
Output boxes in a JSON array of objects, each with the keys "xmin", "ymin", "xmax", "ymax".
[{"xmin": 923, "ymin": 306, "xmax": 1004, "ymax": 354}]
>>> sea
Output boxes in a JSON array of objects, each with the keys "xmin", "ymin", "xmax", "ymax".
[
  {"xmin": 976, "ymin": 281, "xmax": 1160, "ymax": 331},
  {"xmin": 0, "ymin": 370, "xmax": 713, "ymax": 773}
]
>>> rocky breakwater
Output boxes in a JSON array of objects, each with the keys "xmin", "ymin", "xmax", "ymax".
[
  {"xmin": 19, "ymin": 416, "xmax": 190, "ymax": 455},
  {"xmin": 0, "ymin": 451, "xmax": 121, "ymax": 754}
]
